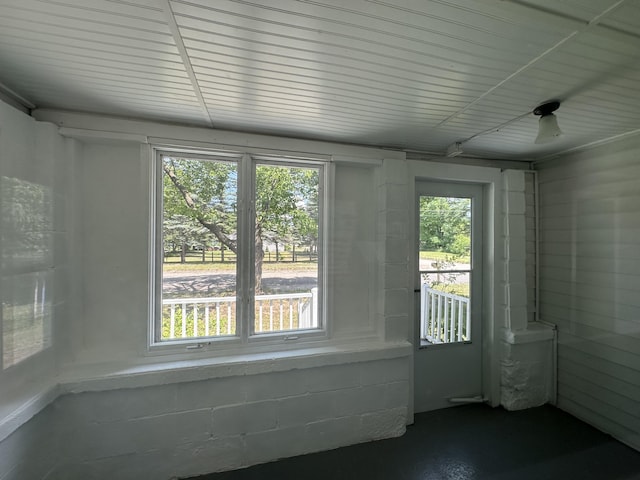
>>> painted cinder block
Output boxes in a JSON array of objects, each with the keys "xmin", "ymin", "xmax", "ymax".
[
  {"xmin": 507, "ymin": 305, "xmax": 529, "ymax": 331},
  {"xmin": 377, "ymin": 209, "xmax": 408, "ymax": 238},
  {"xmin": 385, "ymin": 381, "xmax": 410, "ymax": 409},
  {"xmin": 503, "ymin": 170, "xmax": 525, "ymax": 192},
  {"xmin": 383, "ymin": 288, "xmax": 409, "ymax": 316},
  {"xmin": 505, "ymin": 191, "xmax": 526, "ymax": 214},
  {"xmin": 331, "ymin": 384, "xmax": 387, "ymax": 417},
  {"xmin": 305, "ymin": 364, "xmax": 361, "ymax": 394},
  {"xmin": 505, "ymin": 236, "xmax": 527, "ymax": 261},
  {"xmin": 171, "ymin": 436, "xmax": 245, "ymax": 478},
  {"xmin": 360, "ymin": 357, "xmax": 410, "ymax": 386},
  {"xmin": 212, "ymin": 401, "xmax": 277, "ymax": 437},
  {"xmin": 506, "ymin": 214, "xmax": 526, "ymax": 238},
  {"xmin": 63, "ymin": 408, "xmax": 213, "ymax": 462},
  {"xmin": 384, "ymin": 315, "xmax": 409, "ymax": 342},
  {"xmin": 506, "ymin": 259, "xmax": 527, "ymax": 283},
  {"xmin": 243, "ymin": 424, "xmax": 309, "ymax": 466},
  {"xmin": 380, "ymin": 158, "xmax": 408, "ymax": 185},
  {"xmin": 277, "ymin": 393, "xmax": 334, "ymax": 429},
  {"xmin": 175, "ymin": 376, "xmax": 246, "ymax": 411},
  {"xmin": 360, "ymin": 407, "xmax": 407, "ymax": 441},
  {"xmin": 383, "ymin": 183, "xmax": 409, "ymax": 211},
  {"xmin": 244, "ymin": 369, "xmax": 310, "ymax": 401},
  {"xmin": 506, "ymin": 282, "xmax": 528, "ymax": 308},
  {"xmin": 53, "ymin": 385, "xmax": 179, "ymax": 426},
  {"xmin": 384, "ymin": 236, "xmax": 409, "ymax": 264},
  {"xmin": 383, "ymin": 262, "xmax": 408, "ymax": 288},
  {"xmin": 304, "ymin": 416, "xmax": 362, "ymax": 453}
]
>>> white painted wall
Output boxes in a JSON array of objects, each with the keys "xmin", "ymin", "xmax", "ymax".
[
  {"xmin": 0, "ymin": 101, "xmax": 565, "ymax": 479},
  {"xmin": 537, "ymin": 136, "xmax": 640, "ymax": 450},
  {"xmin": 525, "ymin": 172, "xmax": 537, "ymax": 324},
  {"xmin": 46, "ymin": 358, "xmax": 408, "ymax": 479},
  {"xmin": 500, "ymin": 170, "xmax": 553, "ymax": 410},
  {"xmin": 0, "ymin": 101, "xmax": 73, "ymax": 477},
  {"xmin": 0, "ymin": 104, "xmax": 413, "ymax": 479}
]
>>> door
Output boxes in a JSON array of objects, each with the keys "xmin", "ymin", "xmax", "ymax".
[{"xmin": 414, "ymin": 181, "xmax": 483, "ymax": 412}]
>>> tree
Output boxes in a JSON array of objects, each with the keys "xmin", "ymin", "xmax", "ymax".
[
  {"xmin": 419, "ymin": 196, "xmax": 470, "ymax": 255},
  {"xmin": 162, "ymin": 156, "xmax": 318, "ymax": 292},
  {"xmin": 163, "ymin": 214, "xmax": 211, "ymax": 262}
]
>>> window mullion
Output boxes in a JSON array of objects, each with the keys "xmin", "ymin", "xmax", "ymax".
[{"xmin": 237, "ymin": 153, "xmax": 255, "ymax": 342}]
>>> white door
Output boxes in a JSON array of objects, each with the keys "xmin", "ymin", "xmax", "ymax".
[{"xmin": 414, "ymin": 181, "xmax": 483, "ymax": 412}]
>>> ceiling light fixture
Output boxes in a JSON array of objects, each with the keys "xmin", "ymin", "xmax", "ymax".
[
  {"xmin": 441, "ymin": 99, "xmax": 564, "ymax": 157},
  {"xmin": 533, "ymin": 101, "xmax": 563, "ymax": 144}
]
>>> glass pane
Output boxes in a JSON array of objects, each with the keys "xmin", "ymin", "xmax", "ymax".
[
  {"xmin": 419, "ymin": 195, "xmax": 471, "ymax": 271},
  {"xmin": 254, "ymin": 164, "xmax": 320, "ymax": 334},
  {"xmin": 161, "ymin": 155, "xmax": 238, "ymax": 340},
  {"xmin": 419, "ymin": 195, "xmax": 472, "ymax": 344}
]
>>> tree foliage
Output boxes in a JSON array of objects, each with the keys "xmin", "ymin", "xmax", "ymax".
[
  {"xmin": 419, "ymin": 196, "xmax": 471, "ymax": 255},
  {"xmin": 163, "ymin": 157, "xmax": 237, "ymax": 253},
  {"xmin": 162, "ymin": 156, "xmax": 319, "ymax": 292}
]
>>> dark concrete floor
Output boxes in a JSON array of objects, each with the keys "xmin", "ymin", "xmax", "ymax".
[{"xmin": 187, "ymin": 404, "xmax": 640, "ymax": 480}]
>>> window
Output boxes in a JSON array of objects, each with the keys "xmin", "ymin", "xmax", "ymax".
[
  {"xmin": 152, "ymin": 150, "xmax": 325, "ymax": 347},
  {"xmin": 416, "ymin": 182, "xmax": 482, "ymax": 346}
]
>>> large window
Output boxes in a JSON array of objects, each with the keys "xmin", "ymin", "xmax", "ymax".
[{"xmin": 152, "ymin": 150, "xmax": 325, "ymax": 347}]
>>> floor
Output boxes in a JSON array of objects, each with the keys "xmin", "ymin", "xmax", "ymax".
[{"xmin": 188, "ymin": 404, "xmax": 640, "ymax": 480}]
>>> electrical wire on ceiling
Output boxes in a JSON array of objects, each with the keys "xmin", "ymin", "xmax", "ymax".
[{"xmin": 444, "ymin": 101, "xmax": 563, "ymax": 157}]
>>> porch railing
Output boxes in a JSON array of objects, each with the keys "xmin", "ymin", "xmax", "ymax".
[
  {"xmin": 421, "ymin": 285, "xmax": 470, "ymax": 344},
  {"xmin": 162, "ymin": 289, "xmax": 318, "ymax": 339}
]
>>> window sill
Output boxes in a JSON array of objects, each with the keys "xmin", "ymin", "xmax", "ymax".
[
  {"xmin": 0, "ymin": 380, "xmax": 60, "ymax": 443},
  {"xmin": 60, "ymin": 340, "xmax": 412, "ymax": 393},
  {"xmin": 0, "ymin": 340, "xmax": 411, "ymax": 442}
]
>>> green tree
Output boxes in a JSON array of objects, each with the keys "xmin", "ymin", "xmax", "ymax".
[
  {"xmin": 419, "ymin": 196, "xmax": 470, "ymax": 254},
  {"xmin": 163, "ymin": 157, "xmax": 318, "ymax": 292},
  {"xmin": 163, "ymin": 214, "xmax": 211, "ymax": 262}
]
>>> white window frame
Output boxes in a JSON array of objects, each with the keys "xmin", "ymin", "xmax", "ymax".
[{"xmin": 149, "ymin": 147, "xmax": 329, "ymax": 352}]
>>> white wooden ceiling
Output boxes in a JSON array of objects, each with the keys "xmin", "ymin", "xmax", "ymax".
[{"xmin": 1, "ymin": 0, "xmax": 640, "ymax": 160}]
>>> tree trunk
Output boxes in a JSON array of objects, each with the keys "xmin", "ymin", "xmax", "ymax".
[
  {"xmin": 275, "ymin": 241, "xmax": 279, "ymax": 263},
  {"xmin": 255, "ymin": 227, "xmax": 264, "ymax": 294},
  {"xmin": 181, "ymin": 242, "xmax": 187, "ymax": 263},
  {"xmin": 292, "ymin": 244, "xmax": 296, "ymax": 263}
]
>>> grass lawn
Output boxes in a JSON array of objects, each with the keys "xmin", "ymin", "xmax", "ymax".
[{"xmin": 420, "ymin": 250, "xmax": 470, "ymax": 264}]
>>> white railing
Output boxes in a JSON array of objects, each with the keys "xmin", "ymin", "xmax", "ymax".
[
  {"xmin": 421, "ymin": 285, "xmax": 470, "ymax": 344},
  {"xmin": 162, "ymin": 289, "xmax": 318, "ymax": 339}
]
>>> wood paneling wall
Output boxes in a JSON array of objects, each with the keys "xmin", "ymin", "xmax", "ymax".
[{"xmin": 537, "ymin": 137, "xmax": 640, "ymax": 450}]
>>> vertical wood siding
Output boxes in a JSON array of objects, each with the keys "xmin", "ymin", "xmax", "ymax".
[{"xmin": 537, "ymin": 137, "xmax": 640, "ymax": 450}]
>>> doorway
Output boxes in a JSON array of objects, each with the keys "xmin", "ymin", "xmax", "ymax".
[{"xmin": 414, "ymin": 181, "xmax": 483, "ymax": 412}]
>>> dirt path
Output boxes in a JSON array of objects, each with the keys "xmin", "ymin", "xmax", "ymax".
[{"xmin": 163, "ymin": 268, "xmax": 318, "ymax": 296}]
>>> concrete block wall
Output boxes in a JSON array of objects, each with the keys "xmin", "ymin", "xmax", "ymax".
[
  {"xmin": 1, "ymin": 358, "xmax": 409, "ymax": 480},
  {"xmin": 524, "ymin": 172, "xmax": 536, "ymax": 323},
  {"xmin": 500, "ymin": 170, "xmax": 553, "ymax": 411},
  {"xmin": 502, "ymin": 170, "xmax": 528, "ymax": 333},
  {"xmin": 501, "ymin": 339, "xmax": 553, "ymax": 410},
  {"xmin": 377, "ymin": 158, "xmax": 410, "ymax": 342}
]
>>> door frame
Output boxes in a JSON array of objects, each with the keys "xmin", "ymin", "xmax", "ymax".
[
  {"xmin": 406, "ymin": 161, "xmax": 503, "ymax": 422},
  {"xmin": 414, "ymin": 180, "xmax": 483, "ymax": 412}
]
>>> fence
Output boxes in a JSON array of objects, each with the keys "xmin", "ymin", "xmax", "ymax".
[
  {"xmin": 163, "ymin": 250, "xmax": 318, "ymax": 264},
  {"xmin": 161, "ymin": 289, "xmax": 318, "ymax": 340},
  {"xmin": 421, "ymin": 285, "xmax": 470, "ymax": 344}
]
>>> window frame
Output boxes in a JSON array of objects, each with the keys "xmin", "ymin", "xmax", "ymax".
[{"xmin": 149, "ymin": 147, "xmax": 329, "ymax": 352}]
